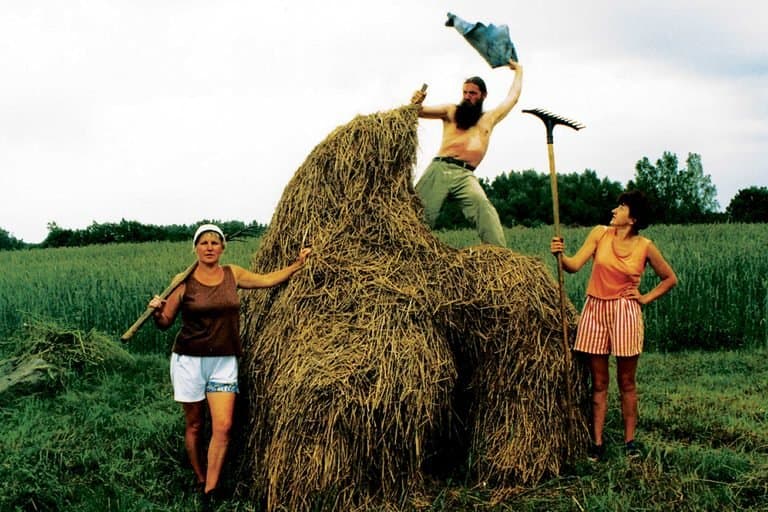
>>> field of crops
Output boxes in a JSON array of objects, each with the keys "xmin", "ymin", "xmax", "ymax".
[{"xmin": 1, "ymin": 223, "xmax": 766, "ymax": 353}]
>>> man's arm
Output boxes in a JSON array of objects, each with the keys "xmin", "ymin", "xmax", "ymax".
[
  {"xmin": 410, "ymin": 88, "xmax": 453, "ymax": 120},
  {"xmin": 485, "ymin": 59, "xmax": 523, "ymax": 127}
]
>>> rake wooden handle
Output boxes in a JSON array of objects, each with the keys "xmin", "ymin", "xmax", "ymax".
[{"xmin": 120, "ymin": 261, "xmax": 198, "ymax": 343}]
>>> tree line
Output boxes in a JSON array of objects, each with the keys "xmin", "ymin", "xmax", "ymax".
[
  {"xmin": 2, "ymin": 151, "xmax": 766, "ymax": 251},
  {"xmin": 435, "ymin": 151, "xmax": 767, "ymax": 229},
  {"xmin": 0, "ymin": 219, "xmax": 266, "ymax": 251}
]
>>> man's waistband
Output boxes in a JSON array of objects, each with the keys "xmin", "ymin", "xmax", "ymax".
[{"xmin": 433, "ymin": 156, "xmax": 476, "ymax": 171}]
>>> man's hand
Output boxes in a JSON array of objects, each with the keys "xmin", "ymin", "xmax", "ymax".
[{"xmin": 411, "ymin": 88, "xmax": 426, "ymax": 105}]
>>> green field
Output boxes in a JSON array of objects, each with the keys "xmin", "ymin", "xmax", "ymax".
[
  {"xmin": 1, "ymin": 224, "xmax": 766, "ymax": 352},
  {"xmin": 1, "ymin": 224, "xmax": 767, "ymax": 511}
]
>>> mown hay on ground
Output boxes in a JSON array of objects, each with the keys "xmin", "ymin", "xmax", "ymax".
[
  {"xmin": 0, "ymin": 319, "xmax": 134, "ymax": 397},
  {"xmin": 237, "ymin": 105, "xmax": 589, "ymax": 511}
]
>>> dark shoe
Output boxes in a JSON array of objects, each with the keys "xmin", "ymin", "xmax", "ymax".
[
  {"xmin": 625, "ymin": 439, "xmax": 643, "ymax": 459},
  {"xmin": 200, "ymin": 488, "xmax": 220, "ymax": 512},
  {"xmin": 200, "ymin": 492, "xmax": 212, "ymax": 512},
  {"xmin": 587, "ymin": 443, "xmax": 606, "ymax": 462}
]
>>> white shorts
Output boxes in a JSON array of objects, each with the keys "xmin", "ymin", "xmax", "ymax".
[{"xmin": 170, "ymin": 353, "xmax": 239, "ymax": 403}]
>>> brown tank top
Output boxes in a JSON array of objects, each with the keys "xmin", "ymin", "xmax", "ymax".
[{"xmin": 172, "ymin": 265, "xmax": 241, "ymax": 356}]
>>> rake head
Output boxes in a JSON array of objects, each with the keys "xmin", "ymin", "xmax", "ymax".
[
  {"xmin": 226, "ymin": 224, "xmax": 264, "ymax": 242},
  {"xmin": 523, "ymin": 108, "xmax": 584, "ymax": 143}
]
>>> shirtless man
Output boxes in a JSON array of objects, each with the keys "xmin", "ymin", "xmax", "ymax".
[{"xmin": 411, "ymin": 59, "xmax": 523, "ymax": 246}]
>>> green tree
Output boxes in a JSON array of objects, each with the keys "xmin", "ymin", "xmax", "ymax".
[
  {"xmin": 482, "ymin": 169, "xmax": 623, "ymax": 228},
  {"xmin": 485, "ymin": 170, "xmax": 550, "ymax": 227},
  {"xmin": 38, "ymin": 219, "xmax": 267, "ymax": 248},
  {"xmin": 0, "ymin": 227, "xmax": 25, "ymax": 250},
  {"xmin": 41, "ymin": 222, "xmax": 79, "ymax": 248},
  {"xmin": 558, "ymin": 170, "xmax": 624, "ymax": 226},
  {"xmin": 676, "ymin": 153, "xmax": 719, "ymax": 220},
  {"xmin": 628, "ymin": 151, "xmax": 719, "ymax": 224},
  {"xmin": 726, "ymin": 186, "xmax": 768, "ymax": 223}
]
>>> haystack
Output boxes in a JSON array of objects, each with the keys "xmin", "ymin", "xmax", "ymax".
[{"xmin": 237, "ymin": 105, "xmax": 589, "ymax": 511}]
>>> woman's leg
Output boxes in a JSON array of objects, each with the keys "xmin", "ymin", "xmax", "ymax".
[
  {"xmin": 588, "ymin": 354, "xmax": 610, "ymax": 445},
  {"xmin": 203, "ymin": 391, "xmax": 236, "ymax": 493},
  {"xmin": 181, "ymin": 401, "xmax": 207, "ymax": 485},
  {"xmin": 616, "ymin": 355, "xmax": 640, "ymax": 442}
]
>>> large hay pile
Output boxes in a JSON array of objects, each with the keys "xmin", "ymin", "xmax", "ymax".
[{"xmin": 238, "ymin": 105, "xmax": 589, "ymax": 510}]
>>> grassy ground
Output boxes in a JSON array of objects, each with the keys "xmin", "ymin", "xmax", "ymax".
[{"xmin": 2, "ymin": 344, "xmax": 766, "ymax": 511}]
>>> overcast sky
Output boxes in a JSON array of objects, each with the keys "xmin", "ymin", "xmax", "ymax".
[{"xmin": 2, "ymin": 1, "xmax": 766, "ymax": 243}]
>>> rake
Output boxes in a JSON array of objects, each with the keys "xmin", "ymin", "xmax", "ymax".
[{"xmin": 523, "ymin": 107, "xmax": 584, "ymax": 439}]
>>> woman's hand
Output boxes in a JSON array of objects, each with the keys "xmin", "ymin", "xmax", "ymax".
[
  {"xmin": 621, "ymin": 287, "xmax": 644, "ymax": 304},
  {"xmin": 149, "ymin": 295, "xmax": 166, "ymax": 316},
  {"xmin": 550, "ymin": 236, "xmax": 565, "ymax": 255},
  {"xmin": 147, "ymin": 295, "xmax": 165, "ymax": 312},
  {"xmin": 295, "ymin": 247, "xmax": 312, "ymax": 267}
]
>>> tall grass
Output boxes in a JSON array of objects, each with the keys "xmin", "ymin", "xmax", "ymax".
[
  {"xmin": 0, "ymin": 224, "xmax": 765, "ymax": 352},
  {"xmin": 0, "ymin": 238, "xmax": 261, "ymax": 352}
]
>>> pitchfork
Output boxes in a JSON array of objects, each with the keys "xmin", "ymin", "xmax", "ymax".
[{"xmin": 523, "ymin": 108, "xmax": 584, "ymax": 438}]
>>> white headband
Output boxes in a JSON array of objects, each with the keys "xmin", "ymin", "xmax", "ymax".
[{"xmin": 192, "ymin": 224, "xmax": 225, "ymax": 248}]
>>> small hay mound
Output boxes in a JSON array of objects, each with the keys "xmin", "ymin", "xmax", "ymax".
[
  {"xmin": 0, "ymin": 319, "xmax": 134, "ymax": 396},
  {"xmin": 447, "ymin": 245, "xmax": 590, "ymax": 484},
  {"xmin": 238, "ymin": 106, "xmax": 589, "ymax": 510}
]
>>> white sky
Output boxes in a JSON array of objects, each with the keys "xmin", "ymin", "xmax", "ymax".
[{"xmin": 1, "ymin": 1, "xmax": 766, "ymax": 243}]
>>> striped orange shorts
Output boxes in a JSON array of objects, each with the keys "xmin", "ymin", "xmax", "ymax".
[{"xmin": 574, "ymin": 296, "xmax": 644, "ymax": 357}]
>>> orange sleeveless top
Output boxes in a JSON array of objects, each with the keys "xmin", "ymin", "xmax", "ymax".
[
  {"xmin": 172, "ymin": 266, "xmax": 241, "ymax": 357},
  {"xmin": 586, "ymin": 227, "xmax": 650, "ymax": 299}
]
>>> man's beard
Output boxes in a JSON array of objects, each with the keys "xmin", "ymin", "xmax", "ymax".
[{"xmin": 455, "ymin": 100, "xmax": 484, "ymax": 130}]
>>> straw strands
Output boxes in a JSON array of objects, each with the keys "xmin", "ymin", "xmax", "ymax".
[{"xmin": 237, "ymin": 105, "xmax": 589, "ymax": 510}]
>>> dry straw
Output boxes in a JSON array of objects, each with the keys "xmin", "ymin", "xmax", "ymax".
[{"xmin": 237, "ymin": 105, "xmax": 589, "ymax": 511}]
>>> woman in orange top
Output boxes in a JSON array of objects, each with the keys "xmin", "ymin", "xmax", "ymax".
[{"xmin": 550, "ymin": 190, "xmax": 677, "ymax": 461}]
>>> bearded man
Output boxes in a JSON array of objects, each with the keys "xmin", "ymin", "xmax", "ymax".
[{"xmin": 411, "ymin": 59, "xmax": 522, "ymax": 247}]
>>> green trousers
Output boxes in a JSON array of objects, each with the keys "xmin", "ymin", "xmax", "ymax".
[{"xmin": 415, "ymin": 159, "xmax": 506, "ymax": 247}]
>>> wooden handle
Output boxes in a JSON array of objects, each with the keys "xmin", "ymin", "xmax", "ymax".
[{"xmin": 120, "ymin": 261, "xmax": 198, "ymax": 342}]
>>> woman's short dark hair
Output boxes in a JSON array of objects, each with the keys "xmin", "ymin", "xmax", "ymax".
[
  {"xmin": 464, "ymin": 76, "xmax": 487, "ymax": 95},
  {"xmin": 617, "ymin": 189, "xmax": 650, "ymax": 231}
]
